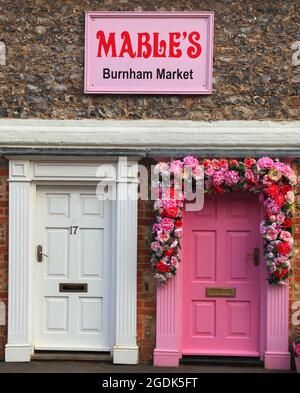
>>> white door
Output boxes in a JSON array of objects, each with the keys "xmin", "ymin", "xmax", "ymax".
[{"xmin": 35, "ymin": 186, "xmax": 112, "ymax": 351}]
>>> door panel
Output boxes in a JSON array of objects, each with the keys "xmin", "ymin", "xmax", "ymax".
[
  {"xmin": 35, "ymin": 186, "xmax": 111, "ymax": 351},
  {"xmin": 182, "ymin": 193, "xmax": 261, "ymax": 356}
]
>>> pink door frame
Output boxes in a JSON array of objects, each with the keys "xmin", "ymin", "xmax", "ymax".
[{"xmin": 153, "ymin": 198, "xmax": 291, "ymax": 371}]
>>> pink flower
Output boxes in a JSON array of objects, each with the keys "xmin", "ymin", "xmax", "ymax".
[
  {"xmin": 279, "ymin": 230, "xmax": 292, "ymax": 242},
  {"xmin": 157, "ymin": 232, "xmax": 170, "ymax": 243},
  {"xmin": 213, "ymin": 170, "xmax": 224, "ymax": 186},
  {"xmin": 183, "ymin": 156, "xmax": 199, "ymax": 169},
  {"xmin": 205, "ymin": 167, "xmax": 214, "ymax": 177},
  {"xmin": 170, "ymin": 256, "xmax": 179, "ymax": 268},
  {"xmin": 257, "ymin": 157, "xmax": 274, "ymax": 171},
  {"xmin": 286, "ymin": 191, "xmax": 295, "ymax": 203},
  {"xmin": 170, "ymin": 160, "xmax": 183, "ymax": 175},
  {"xmin": 265, "ymin": 226, "xmax": 279, "ymax": 241},
  {"xmin": 160, "ymin": 217, "xmax": 175, "ymax": 233},
  {"xmin": 276, "ymin": 213, "xmax": 285, "ymax": 224},
  {"xmin": 294, "ymin": 343, "xmax": 300, "ymax": 356},
  {"xmin": 151, "ymin": 241, "xmax": 161, "ymax": 251},
  {"xmin": 273, "ymin": 162, "xmax": 292, "ymax": 177},
  {"xmin": 274, "ymin": 256, "xmax": 288, "ymax": 266},
  {"xmin": 224, "ymin": 170, "xmax": 239, "ymax": 186}
]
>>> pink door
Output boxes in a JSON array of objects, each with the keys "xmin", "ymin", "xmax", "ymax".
[{"xmin": 182, "ymin": 192, "xmax": 261, "ymax": 356}]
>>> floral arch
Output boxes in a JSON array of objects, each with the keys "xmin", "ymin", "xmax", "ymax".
[{"xmin": 151, "ymin": 157, "xmax": 297, "ymax": 286}]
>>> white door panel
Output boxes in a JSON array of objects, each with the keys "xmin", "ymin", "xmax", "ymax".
[{"xmin": 35, "ymin": 186, "xmax": 111, "ymax": 351}]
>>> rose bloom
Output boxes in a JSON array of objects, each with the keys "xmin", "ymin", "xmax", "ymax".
[
  {"xmin": 175, "ymin": 219, "xmax": 183, "ymax": 228},
  {"xmin": 283, "ymin": 218, "xmax": 292, "ymax": 228},
  {"xmin": 160, "ymin": 217, "xmax": 175, "ymax": 233},
  {"xmin": 157, "ymin": 232, "xmax": 170, "ymax": 243},
  {"xmin": 274, "ymin": 256, "xmax": 288, "ymax": 266},
  {"xmin": 170, "ymin": 256, "xmax": 179, "ymax": 268},
  {"xmin": 279, "ymin": 230, "xmax": 292, "ymax": 242},
  {"xmin": 164, "ymin": 248, "xmax": 175, "ymax": 257},
  {"xmin": 183, "ymin": 156, "xmax": 199, "ymax": 169},
  {"xmin": 219, "ymin": 159, "xmax": 229, "ymax": 170},
  {"xmin": 164, "ymin": 206, "xmax": 180, "ymax": 218},
  {"xmin": 276, "ymin": 242, "xmax": 291, "ymax": 256},
  {"xmin": 276, "ymin": 213, "xmax": 285, "ymax": 224},
  {"xmin": 151, "ymin": 241, "xmax": 161, "ymax": 251},
  {"xmin": 244, "ymin": 158, "xmax": 256, "ymax": 168},
  {"xmin": 286, "ymin": 191, "xmax": 295, "ymax": 203},
  {"xmin": 274, "ymin": 266, "xmax": 289, "ymax": 280},
  {"xmin": 265, "ymin": 227, "xmax": 279, "ymax": 241},
  {"xmin": 281, "ymin": 184, "xmax": 292, "ymax": 195},
  {"xmin": 229, "ymin": 159, "xmax": 239, "ymax": 168},
  {"xmin": 257, "ymin": 157, "xmax": 274, "ymax": 170},
  {"xmin": 211, "ymin": 159, "xmax": 220, "ymax": 170},
  {"xmin": 202, "ymin": 159, "xmax": 211, "ymax": 169}
]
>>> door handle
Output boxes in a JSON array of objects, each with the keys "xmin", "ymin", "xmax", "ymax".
[
  {"xmin": 247, "ymin": 247, "xmax": 260, "ymax": 266},
  {"xmin": 37, "ymin": 245, "xmax": 48, "ymax": 263}
]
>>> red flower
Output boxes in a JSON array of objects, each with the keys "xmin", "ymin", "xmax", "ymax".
[
  {"xmin": 265, "ymin": 184, "xmax": 281, "ymax": 198},
  {"xmin": 229, "ymin": 159, "xmax": 239, "ymax": 168},
  {"xmin": 156, "ymin": 261, "xmax": 171, "ymax": 273},
  {"xmin": 283, "ymin": 218, "xmax": 292, "ymax": 228},
  {"xmin": 165, "ymin": 207, "xmax": 180, "ymax": 218},
  {"xmin": 211, "ymin": 159, "xmax": 220, "ymax": 170},
  {"xmin": 175, "ymin": 219, "xmax": 183, "ymax": 228},
  {"xmin": 164, "ymin": 248, "xmax": 175, "ymax": 257},
  {"xmin": 274, "ymin": 267, "xmax": 289, "ymax": 280},
  {"xmin": 276, "ymin": 242, "xmax": 291, "ymax": 256},
  {"xmin": 281, "ymin": 184, "xmax": 292, "ymax": 195},
  {"xmin": 202, "ymin": 159, "xmax": 211, "ymax": 169},
  {"xmin": 244, "ymin": 158, "xmax": 256, "ymax": 168},
  {"xmin": 274, "ymin": 193, "xmax": 286, "ymax": 207},
  {"xmin": 215, "ymin": 186, "xmax": 223, "ymax": 194},
  {"xmin": 219, "ymin": 159, "xmax": 228, "ymax": 169}
]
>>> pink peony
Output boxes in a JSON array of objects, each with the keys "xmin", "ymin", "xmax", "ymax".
[
  {"xmin": 160, "ymin": 217, "xmax": 175, "ymax": 233},
  {"xmin": 224, "ymin": 170, "xmax": 239, "ymax": 186},
  {"xmin": 257, "ymin": 157, "xmax": 274, "ymax": 170},
  {"xmin": 274, "ymin": 256, "xmax": 288, "ymax": 266},
  {"xmin": 183, "ymin": 156, "xmax": 199, "ymax": 169}
]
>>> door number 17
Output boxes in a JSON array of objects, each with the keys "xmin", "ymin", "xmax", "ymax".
[{"xmin": 69, "ymin": 226, "xmax": 79, "ymax": 235}]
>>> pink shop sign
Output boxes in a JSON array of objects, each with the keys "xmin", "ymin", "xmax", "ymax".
[{"xmin": 84, "ymin": 12, "xmax": 214, "ymax": 94}]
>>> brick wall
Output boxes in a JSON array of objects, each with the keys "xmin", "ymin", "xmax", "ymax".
[
  {"xmin": 137, "ymin": 159, "xmax": 156, "ymax": 363},
  {"xmin": 0, "ymin": 158, "xmax": 8, "ymax": 360},
  {"xmin": 290, "ymin": 161, "xmax": 300, "ymax": 345}
]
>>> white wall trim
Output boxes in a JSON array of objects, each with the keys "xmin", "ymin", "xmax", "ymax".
[
  {"xmin": 5, "ymin": 157, "xmax": 139, "ymax": 364},
  {"xmin": 0, "ymin": 119, "xmax": 300, "ymax": 150}
]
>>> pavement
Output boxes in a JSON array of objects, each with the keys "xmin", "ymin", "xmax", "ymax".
[{"xmin": 0, "ymin": 361, "xmax": 294, "ymax": 373}]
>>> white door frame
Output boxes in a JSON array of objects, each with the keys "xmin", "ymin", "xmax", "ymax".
[{"xmin": 5, "ymin": 156, "xmax": 139, "ymax": 364}]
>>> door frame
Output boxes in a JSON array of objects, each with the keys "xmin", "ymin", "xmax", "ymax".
[
  {"xmin": 154, "ymin": 190, "xmax": 290, "ymax": 370},
  {"xmin": 5, "ymin": 156, "xmax": 139, "ymax": 364}
]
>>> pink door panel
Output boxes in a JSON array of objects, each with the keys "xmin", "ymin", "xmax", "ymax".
[{"xmin": 182, "ymin": 193, "xmax": 261, "ymax": 356}]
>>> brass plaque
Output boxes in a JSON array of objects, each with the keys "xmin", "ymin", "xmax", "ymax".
[
  {"xmin": 206, "ymin": 287, "xmax": 236, "ymax": 297},
  {"xmin": 59, "ymin": 283, "xmax": 88, "ymax": 293}
]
